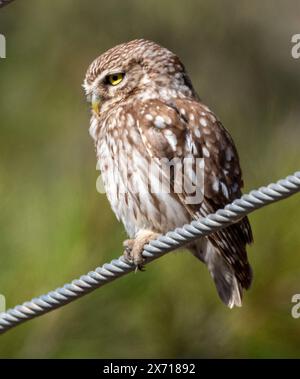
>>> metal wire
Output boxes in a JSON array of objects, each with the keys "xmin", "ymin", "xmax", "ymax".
[{"xmin": 0, "ymin": 171, "xmax": 299, "ymax": 334}]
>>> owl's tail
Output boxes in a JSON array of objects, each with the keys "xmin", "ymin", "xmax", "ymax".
[{"xmin": 192, "ymin": 240, "xmax": 245, "ymax": 308}]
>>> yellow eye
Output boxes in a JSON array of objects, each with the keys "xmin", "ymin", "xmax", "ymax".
[{"xmin": 107, "ymin": 73, "xmax": 124, "ymax": 86}]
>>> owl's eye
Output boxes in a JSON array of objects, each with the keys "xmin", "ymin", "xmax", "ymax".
[{"xmin": 106, "ymin": 73, "xmax": 124, "ymax": 86}]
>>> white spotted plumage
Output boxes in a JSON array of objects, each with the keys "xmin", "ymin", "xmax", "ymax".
[{"xmin": 84, "ymin": 39, "xmax": 253, "ymax": 308}]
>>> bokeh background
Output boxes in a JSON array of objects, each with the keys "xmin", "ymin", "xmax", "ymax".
[{"xmin": 0, "ymin": 0, "xmax": 299, "ymax": 358}]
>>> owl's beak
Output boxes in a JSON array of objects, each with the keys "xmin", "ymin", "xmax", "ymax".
[{"xmin": 92, "ymin": 94, "xmax": 101, "ymax": 116}]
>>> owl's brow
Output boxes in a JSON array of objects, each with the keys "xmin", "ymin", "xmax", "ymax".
[{"xmin": 86, "ymin": 67, "xmax": 125, "ymax": 93}]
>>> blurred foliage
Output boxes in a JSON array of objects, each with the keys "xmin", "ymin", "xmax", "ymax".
[{"xmin": 0, "ymin": 0, "xmax": 299, "ymax": 358}]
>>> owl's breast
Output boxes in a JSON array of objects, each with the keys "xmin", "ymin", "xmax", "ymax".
[{"xmin": 95, "ymin": 116, "xmax": 190, "ymax": 237}]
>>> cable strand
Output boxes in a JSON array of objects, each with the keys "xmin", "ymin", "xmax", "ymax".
[{"xmin": 0, "ymin": 171, "xmax": 299, "ymax": 334}]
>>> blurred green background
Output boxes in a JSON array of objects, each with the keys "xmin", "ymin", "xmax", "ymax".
[{"xmin": 0, "ymin": 0, "xmax": 299, "ymax": 358}]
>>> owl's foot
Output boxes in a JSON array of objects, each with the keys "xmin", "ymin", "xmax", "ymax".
[{"xmin": 123, "ymin": 230, "xmax": 160, "ymax": 271}]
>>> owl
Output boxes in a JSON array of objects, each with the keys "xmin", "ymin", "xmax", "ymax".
[{"xmin": 83, "ymin": 39, "xmax": 253, "ymax": 308}]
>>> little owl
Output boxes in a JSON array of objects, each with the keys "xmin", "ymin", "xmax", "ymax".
[{"xmin": 83, "ymin": 39, "xmax": 253, "ymax": 308}]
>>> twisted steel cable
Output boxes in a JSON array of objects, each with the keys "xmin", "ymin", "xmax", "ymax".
[{"xmin": 0, "ymin": 171, "xmax": 299, "ymax": 334}]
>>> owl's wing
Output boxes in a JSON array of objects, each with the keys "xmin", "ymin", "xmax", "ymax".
[{"xmin": 135, "ymin": 98, "xmax": 253, "ymax": 290}]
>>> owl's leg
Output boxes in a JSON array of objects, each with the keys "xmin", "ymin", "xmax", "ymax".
[{"xmin": 123, "ymin": 230, "xmax": 160, "ymax": 270}]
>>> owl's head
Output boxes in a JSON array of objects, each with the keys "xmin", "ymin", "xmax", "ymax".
[{"xmin": 83, "ymin": 39, "xmax": 195, "ymax": 116}]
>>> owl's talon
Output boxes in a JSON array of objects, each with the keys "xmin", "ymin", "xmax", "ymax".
[
  {"xmin": 122, "ymin": 231, "xmax": 159, "ymax": 271},
  {"xmin": 123, "ymin": 245, "xmax": 145, "ymax": 269},
  {"xmin": 123, "ymin": 239, "xmax": 135, "ymax": 250},
  {"xmin": 123, "ymin": 239, "xmax": 135, "ymax": 264},
  {"xmin": 135, "ymin": 263, "xmax": 146, "ymax": 273}
]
